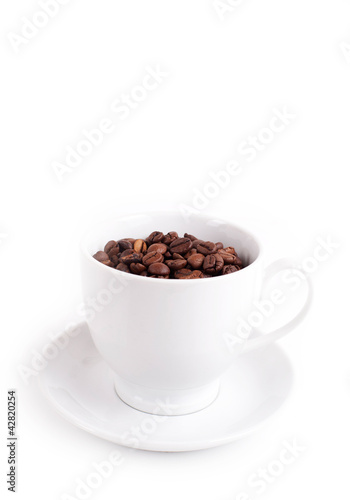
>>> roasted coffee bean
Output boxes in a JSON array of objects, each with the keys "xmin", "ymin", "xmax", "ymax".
[
  {"xmin": 165, "ymin": 259, "xmax": 188, "ymax": 271},
  {"xmin": 224, "ymin": 246, "xmax": 237, "ymax": 255},
  {"xmin": 148, "ymin": 263, "xmax": 170, "ymax": 276},
  {"xmin": 123, "ymin": 253, "xmax": 143, "ymax": 265},
  {"xmin": 93, "ymin": 251, "xmax": 112, "ymax": 266},
  {"xmin": 197, "ymin": 241, "xmax": 217, "ymax": 255},
  {"xmin": 174, "ymin": 269, "xmax": 203, "ymax": 279},
  {"xmin": 203, "ymin": 253, "xmax": 224, "ymax": 275},
  {"xmin": 120, "ymin": 249, "xmax": 134, "ymax": 258},
  {"xmin": 134, "ymin": 239, "xmax": 147, "ymax": 253},
  {"xmin": 163, "ymin": 231, "xmax": 178, "ymax": 245},
  {"xmin": 172, "ymin": 252, "xmax": 185, "ymax": 260},
  {"xmin": 116, "ymin": 263, "xmax": 130, "ymax": 273},
  {"xmin": 169, "ymin": 237, "xmax": 193, "ymax": 255},
  {"xmin": 130, "ymin": 262, "xmax": 147, "ymax": 274},
  {"xmin": 187, "ymin": 253, "xmax": 204, "ymax": 269},
  {"xmin": 95, "ymin": 230, "xmax": 244, "ymax": 278},
  {"xmin": 111, "ymin": 255, "xmax": 119, "ymax": 265},
  {"xmin": 217, "ymin": 249, "xmax": 235, "ymax": 264},
  {"xmin": 120, "ymin": 249, "xmax": 143, "ymax": 265},
  {"xmin": 174, "ymin": 268, "xmax": 193, "ymax": 279},
  {"xmin": 147, "ymin": 231, "xmax": 164, "ymax": 244},
  {"xmin": 142, "ymin": 251, "xmax": 164, "ymax": 266},
  {"xmin": 191, "ymin": 270, "xmax": 204, "ymax": 278},
  {"xmin": 147, "ymin": 243, "xmax": 168, "ymax": 254},
  {"xmin": 108, "ymin": 246, "xmax": 120, "ymax": 259},
  {"xmin": 184, "ymin": 233, "xmax": 198, "ymax": 241},
  {"xmin": 184, "ymin": 248, "xmax": 197, "ymax": 258},
  {"xmin": 223, "ymin": 264, "xmax": 239, "ymax": 274},
  {"xmin": 104, "ymin": 240, "xmax": 118, "ymax": 254},
  {"xmin": 232, "ymin": 255, "xmax": 243, "ymax": 267},
  {"xmin": 192, "ymin": 239, "xmax": 204, "ymax": 249},
  {"xmin": 118, "ymin": 239, "xmax": 133, "ymax": 251}
]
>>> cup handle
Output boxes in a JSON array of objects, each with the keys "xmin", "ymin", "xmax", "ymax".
[{"xmin": 241, "ymin": 258, "xmax": 312, "ymax": 354}]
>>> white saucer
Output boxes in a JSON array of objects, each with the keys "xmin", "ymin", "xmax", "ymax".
[{"xmin": 39, "ymin": 322, "xmax": 293, "ymax": 452}]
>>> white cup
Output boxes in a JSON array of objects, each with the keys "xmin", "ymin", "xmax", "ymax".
[{"xmin": 81, "ymin": 212, "xmax": 311, "ymax": 416}]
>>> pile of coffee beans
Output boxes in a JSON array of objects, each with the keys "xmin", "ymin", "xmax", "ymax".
[{"xmin": 93, "ymin": 231, "xmax": 244, "ymax": 279}]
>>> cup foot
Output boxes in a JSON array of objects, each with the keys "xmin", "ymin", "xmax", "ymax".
[{"xmin": 114, "ymin": 377, "xmax": 220, "ymax": 416}]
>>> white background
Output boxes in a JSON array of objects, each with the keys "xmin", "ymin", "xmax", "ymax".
[{"xmin": 1, "ymin": 0, "xmax": 349, "ymax": 498}]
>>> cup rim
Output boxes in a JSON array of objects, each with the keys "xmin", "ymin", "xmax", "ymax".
[{"xmin": 80, "ymin": 211, "xmax": 263, "ymax": 285}]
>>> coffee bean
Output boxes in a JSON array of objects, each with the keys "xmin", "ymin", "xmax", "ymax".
[
  {"xmin": 232, "ymin": 256, "xmax": 243, "ymax": 267},
  {"xmin": 192, "ymin": 239, "xmax": 204, "ymax": 249},
  {"xmin": 191, "ymin": 270, "xmax": 204, "ymax": 278},
  {"xmin": 184, "ymin": 248, "xmax": 197, "ymax": 258},
  {"xmin": 169, "ymin": 237, "xmax": 193, "ymax": 254},
  {"xmin": 130, "ymin": 262, "xmax": 147, "ymax": 274},
  {"xmin": 174, "ymin": 268, "xmax": 193, "ymax": 279},
  {"xmin": 93, "ymin": 251, "xmax": 112, "ymax": 266},
  {"xmin": 163, "ymin": 231, "xmax": 178, "ymax": 245},
  {"xmin": 104, "ymin": 240, "xmax": 118, "ymax": 254},
  {"xmin": 108, "ymin": 246, "xmax": 120, "ymax": 259},
  {"xmin": 197, "ymin": 241, "xmax": 217, "ymax": 255},
  {"xmin": 118, "ymin": 239, "xmax": 133, "ymax": 251},
  {"xmin": 142, "ymin": 251, "xmax": 164, "ymax": 266},
  {"xmin": 217, "ymin": 249, "xmax": 235, "ymax": 264},
  {"xmin": 120, "ymin": 249, "xmax": 134, "ymax": 258},
  {"xmin": 187, "ymin": 253, "xmax": 204, "ymax": 269},
  {"xmin": 134, "ymin": 239, "xmax": 147, "ymax": 253},
  {"xmin": 147, "ymin": 231, "xmax": 164, "ymax": 244},
  {"xmin": 95, "ymin": 230, "xmax": 244, "ymax": 278},
  {"xmin": 116, "ymin": 263, "xmax": 130, "ymax": 273},
  {"xmin": 203, "ymin": 253, "xmax": 224, "ymax": 275},
  {"xmin": 147, "ymin": 243, "xmax": 168, "ymax": 254},
  {"xmin": 120, "ymin": 249, "xmax": 143, "ymax": 265},
  {"xmin": 148, "ymin": 263, "xmax": 170, "ymax": 276},
  {"xmin": 224, "ymin": 246, "xmax": 237, "ymax": 255},
  {"xmin": 223, "ymin": 264, "xmax": 239, "ymax": 274},
  {"xmin": 172, "ymin": 252, "xmax": 185, "ymax": 260},
  {"xmin": 165, "ymin": 259, "xmax": 188, "ymax": 271},
  {"xmin": 174, "ymin": 269, "xmax": 203, "ymax": 279},
  {"xmin": 111, "ymin": 255, "xmax": 119, "ymax": 265},
  {"xmin": 184, "ymin": 233, "xmax": 198, "ymax": 241}
]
